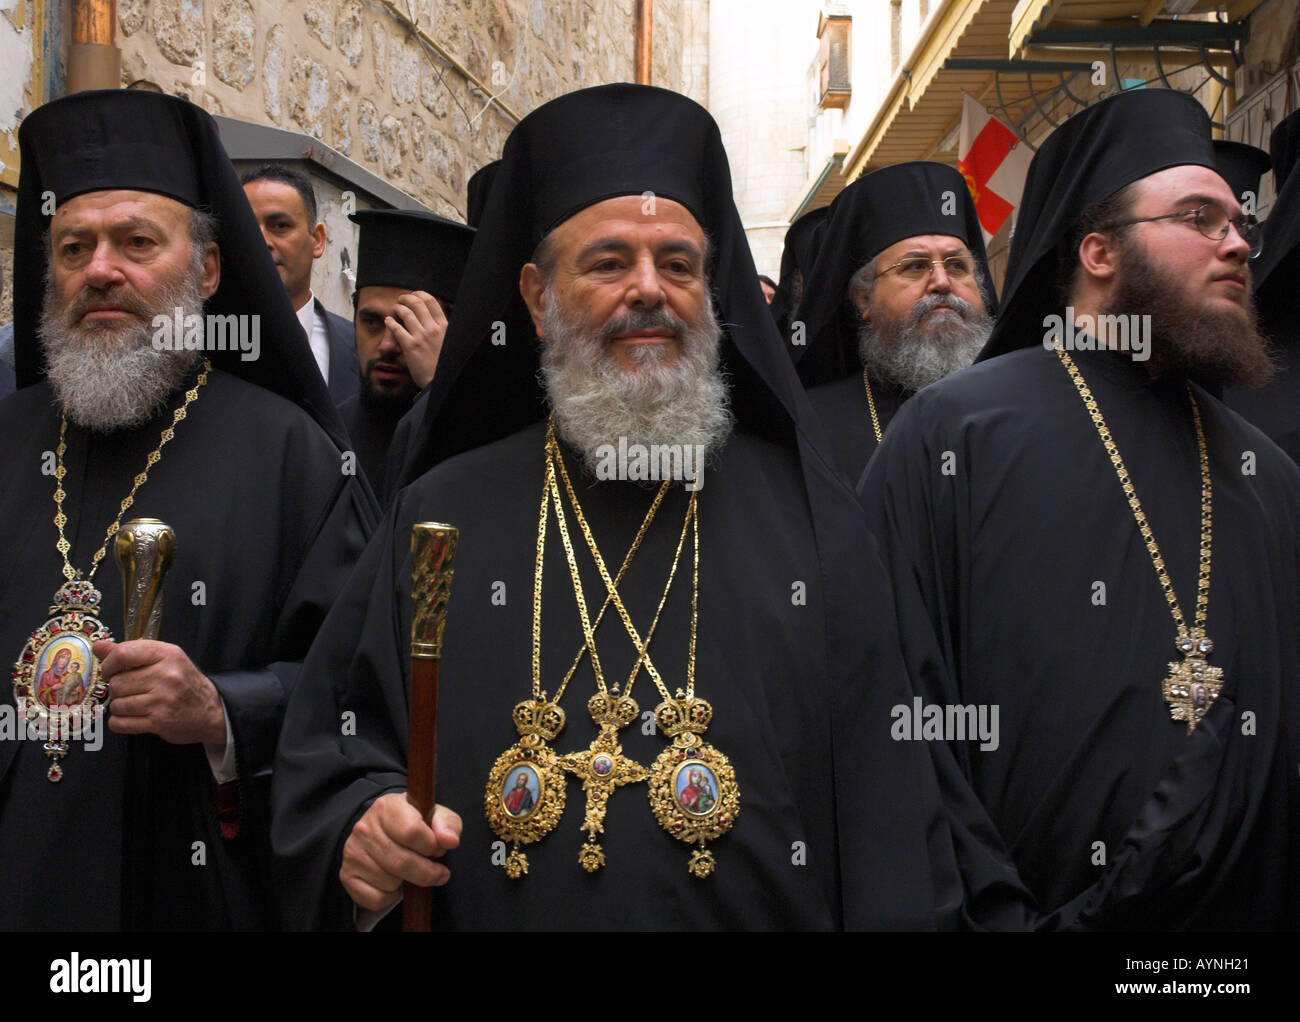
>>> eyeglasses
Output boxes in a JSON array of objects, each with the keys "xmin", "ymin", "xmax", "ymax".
[
  {"xmin": 876, "ymin": 255, "xmax": 977, "ymax": 282},
  {"xmin": 1106, "ymin": 202, "xmax": 1262, "ymax": 258}
]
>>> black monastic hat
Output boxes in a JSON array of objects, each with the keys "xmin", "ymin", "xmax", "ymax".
[
  {"xmin": 466, "ymin": 160, "xmax": 500, "ymax": 229},
  {"xmin": 769, "ymin": 205, "xmax": 829, "ymax": 333},
  {"xmin": 1269, "ymin": 107, "xmax": 1300, "ymax": 193},
  {"xmin": 1213, "ymin": 139, "xmax": 1271, "ymax": 202},
  {"xmin": 348, "ymin": 209, "xmax": 474, "ymax": 305}
]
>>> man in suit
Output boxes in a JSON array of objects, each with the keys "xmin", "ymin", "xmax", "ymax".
[{"xmin": 243, "ymin": 164, "xmax": 360, "ymax": 406}]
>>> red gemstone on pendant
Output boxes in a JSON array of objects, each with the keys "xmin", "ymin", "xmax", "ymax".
[
  {"xmin": 23, "ymin": 650, "xmax": 34, "ymax": 662},
  {"xmin": 82, "ymin": 621, "xmax": 95, "ymax": 634}
]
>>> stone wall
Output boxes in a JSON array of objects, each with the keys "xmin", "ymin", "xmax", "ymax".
[{"xmin": 117, "ymin": 0, "xmax": 690, "ymax": 222}]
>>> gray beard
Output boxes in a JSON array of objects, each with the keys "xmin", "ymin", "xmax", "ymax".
[
  {"xmin": 40, "ymin": 263, "xmax": 204, "ymax": 433},
  {"xmin": 537, "ymin": 286, "xmax": 734, "ymax": 480},
  {"xmin": 857, "ymin": 291, "xmax": 991, "ymax": 394}
]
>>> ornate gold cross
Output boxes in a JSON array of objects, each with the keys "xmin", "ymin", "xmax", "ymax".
[
  {"xmin": 1162, "ymin": 647, "xmax": 1223, "ymax": 735},
  {"xmin": 559, "ymin": 693, "xmax": 647, "ymax": 872}
]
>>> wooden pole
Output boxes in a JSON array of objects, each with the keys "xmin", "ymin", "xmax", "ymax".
[{"xmin": 403, "ymin": 523, "xmax": 458, "ymax": 932}]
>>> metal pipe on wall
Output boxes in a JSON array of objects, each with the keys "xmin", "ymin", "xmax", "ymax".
[
  {"xmin": 636, "ymin": 0, "xmax": 653, "ymax": 84},
  {"xmin": 67, "ymin": 0, "xmax": 122, "ymax": 94}
]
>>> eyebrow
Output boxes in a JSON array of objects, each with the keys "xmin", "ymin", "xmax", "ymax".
[
  {"xmin": 1172, "ymin": 193, "xmax": 1238, "ymax": 214},
  {"xmin": 575, "ymin": 236, "xmax": 705, "ymax": 264},
  {"xmin": 896, "ymin": 247, "xmax": 970, "ymax": 260},
  {"xmin": 53, "ymin": 215, "xmax": 167, "ymax": 242}
]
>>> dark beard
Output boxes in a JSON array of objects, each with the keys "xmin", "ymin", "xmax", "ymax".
[
  {"xmin": 1106, "ymin": 240, "xmax": 1276, "ymax": 389},
  {"xmin": 359, "ymin": 360, "xmax": 419, "ymax": 416}
]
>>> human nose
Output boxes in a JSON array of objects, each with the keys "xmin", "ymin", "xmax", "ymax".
[
  {"xmin": 378, "ymin": 324, "xmax": 402, "ymax": 356},
  {"xmin": 83, "ymin": 240, "xmax": 127, "ymax": 289},
  {"xmin": 1219, "ymin": 220, "xmax": 1251, "ymax": 261},
  {"xmin": 926, "ymin": 260, "xmax": 952, "ymax": 293},
  {"xmin": 625, "ymin": 252, "xmax": 665, "ymax": 307}
]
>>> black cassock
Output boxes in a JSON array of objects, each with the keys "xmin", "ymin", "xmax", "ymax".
[
  {"xmin": 274, "ymin": 421, "xmax": 1026, "ymax": 930},
  {"xmin": 805, "ymin": 373, "xmax": 906, "ymax": 485},
  {"xmin": 338, "ymin": 394, "xmax": 405, "ymax": 498},
  {"xmin": 858, "ymin": 344, "xmax": 1300, "ymax": 929},
  {"xmin": 0, "ymin": 370, "xmax": 374, "ymax": 930}
]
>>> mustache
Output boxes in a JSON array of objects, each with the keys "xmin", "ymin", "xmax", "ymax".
[
  {"xmin": 597, "ymin": 307, "xmax": 689, "ymax": 339},
  {"xmin": 64, "ymin": 284, "xmax": 156, "ymax": 326},
  {"xmin": 364, "ymin": 357, "xmax": 409, "ymax": 376},
  {"xmin": 907, "ymin": 292, "xmax": 977, "ymax": 327}
]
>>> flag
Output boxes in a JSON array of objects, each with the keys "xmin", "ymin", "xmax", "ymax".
[{"xmin": 957, "ymin": 94, "xmax": 1033, "ymax": 245}]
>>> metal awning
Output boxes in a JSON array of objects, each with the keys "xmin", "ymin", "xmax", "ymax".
[
  {"xmin": 1010, "ymin": 0, "xmax": 1265, "ymax": 59},
  {"xmin": 843, "ymin": 0, "xmax": 1032, "ymax": 180},
  {"xmin": 786, "ymin": 145, "xmax": 849, "ymax": 222},
  {"xmin": 214, "ymin": 115, "xmax": 427, "ymax": 213},
  {"xmin": 843, "ymin": 0, "xmax": 1263, "ymax": 184}
]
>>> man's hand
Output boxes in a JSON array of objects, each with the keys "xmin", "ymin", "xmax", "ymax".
[
  {"xmin": 386, "ymin": 291, "xmax": 447, "ymax": 389},
  {"xmin": 94, "ymin": 639, "xmax": 227, "ymax": 746},
  {"xmin": 341, "ymin": 792, "xmax": 463, "ymax": 913}
]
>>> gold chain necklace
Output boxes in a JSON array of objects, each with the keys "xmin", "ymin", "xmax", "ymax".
[
  {"xmin": 13, "ymin": 360, "xmax": 212, "ymax": 780},
  {"xmin": 862, "ymin": 367, "xmax": 883, "ymax": 444},
  {"xmin": 484, "ymin": 419, "xmax": 676, "ymax": 877},
  {"xmin": 1057, "ymin": 348, "xmax": 1220, "ymax": 733},
  {"xmin": 547, "ymin": 424, "xmax": 695, "ymax": 872},
  {"xmin": 550, "ymin": 421, "xmax": 739, "ymax": 879}
]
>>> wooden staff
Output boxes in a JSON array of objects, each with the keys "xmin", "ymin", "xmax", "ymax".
[
  {"xmin": 404, "ymin": 522, "xmax": 458, "ymax": 931},
  {"xmin": 114, "ymin": 517, "xmax": 175, "ymax": 931}
]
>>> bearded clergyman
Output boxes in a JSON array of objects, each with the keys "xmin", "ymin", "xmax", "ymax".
[
  {"xmin": 793, "ymin": 163, "xmax": 994, "ymax": 483},
  {"xmin": 338, "ymin": 209, "xmax": 474, "ymax": 496},
  {"xmin": 858, "ymin": 89, "xmax": 1300, "ymax": 928},
  {"xmin": 0, "ymin": 88, "xmax": 374, "ymax": 930},
  {"xmin": 272, "ymin": 84, "xmax": 1033, "ymax": 931}
]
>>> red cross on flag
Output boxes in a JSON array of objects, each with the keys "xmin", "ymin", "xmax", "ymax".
[{"xmin": 957, "ymin": 94, "xmax": 1033, "ymax": 245}]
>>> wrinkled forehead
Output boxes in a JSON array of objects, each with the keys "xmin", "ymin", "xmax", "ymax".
[
  {"xmin": 872, "ymin": 233, "xmax": 973, "ymax": 267},
  {"xmin": 51, "ymin": 189, "xmax": 194, "ymax": 232}
]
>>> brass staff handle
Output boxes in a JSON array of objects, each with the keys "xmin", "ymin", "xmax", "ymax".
[
  {"xmin": 411, "ymin": 522, "xmax": 458, "ymax": 659},
  {"xmin": 115, "ymin": 518, "xmax": 176, "ymax": 641}
]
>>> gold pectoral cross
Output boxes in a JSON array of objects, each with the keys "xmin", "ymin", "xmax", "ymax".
[
  {"xmin": 560, "ymin": 714, "xmax": 647, "ymax": 872},
  {"xmin": 1162, "ymin": 650, "xmax": 1223, "ymax": 735}
]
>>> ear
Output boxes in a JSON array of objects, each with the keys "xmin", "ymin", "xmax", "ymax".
[
  {"xmin": 520, "ymin": 262, "xmax": 548, "ymax": 337},
  {"xmin": 1077, "ymin": 230, "xmax": 1120, "ymax": 285},
  {"xmin": 851, "ymin": 286, "xmax": 872, "ymax": 323},
  {"xmin": 311, "ymin": 221, "xmax": 327, "ymax": 260},
  {"xmin": 200, "ymin": 242, "xmax": 220, "ymax": 300}
]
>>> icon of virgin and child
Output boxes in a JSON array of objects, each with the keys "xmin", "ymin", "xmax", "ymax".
[{"xmin": 35, "ymin": 644, "xmax": 89, "ymax": 708}]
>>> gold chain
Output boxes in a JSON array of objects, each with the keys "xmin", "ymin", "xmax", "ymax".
[
  {"xmin": 861, "ymin": 367, "xmax": 884, "ymax": 444},
  {"xmin": 531, "ymin": 417, "xmax": 678, "ymax": 705},
  {"xmin": 549, "ymin": 418, "xmax": 699, "ymax": 704},
  {"xmin": 1056, "ymin": 348, "xmax": 1212, "ymax": 637},
  {"xmin": 53, "ymin": 359, "xmax": 212, "ymax": 583}
]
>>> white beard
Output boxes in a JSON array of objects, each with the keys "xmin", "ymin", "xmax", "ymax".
[
  {"xmin": 537, "ymin": 285, "xmax": 734, "ymax": 480},
  {"xmin": 858, "ymin": 291, "xmax": 991, "ymax": 394},
  {"xmin": 40, "ymin": 262, "xmax": 204, "ymax": 433}
]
